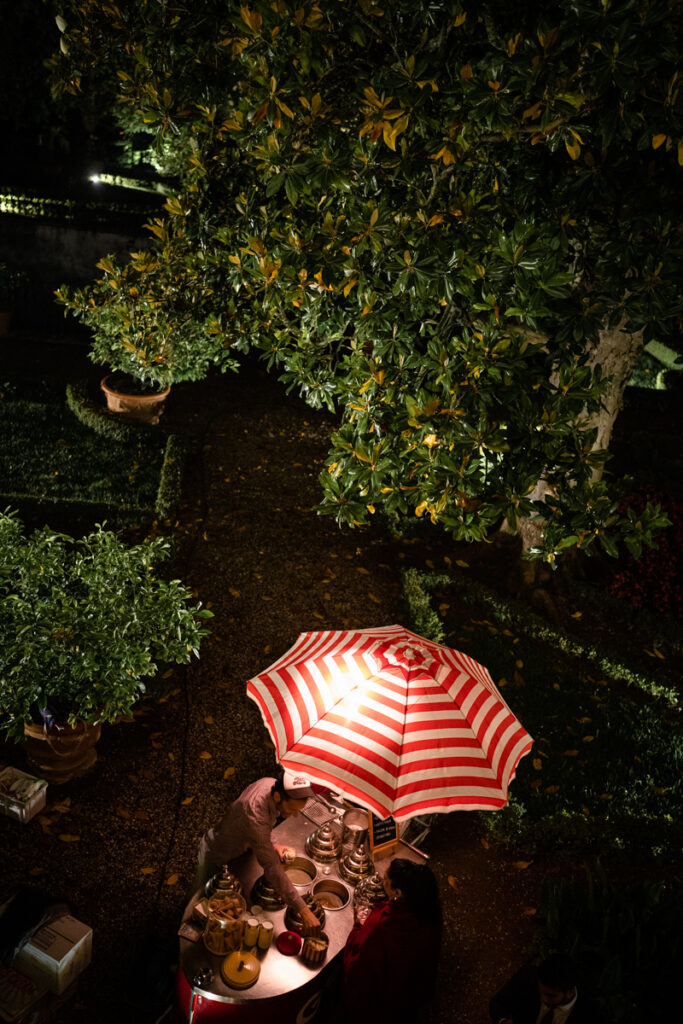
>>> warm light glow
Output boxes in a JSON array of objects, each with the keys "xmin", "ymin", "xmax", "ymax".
[{"xmin": 87, "ymin": 172, "xmax": 169, "ymax": 195}]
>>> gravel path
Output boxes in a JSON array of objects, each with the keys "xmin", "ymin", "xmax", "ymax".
[{"xmin": 0, "ymin": 342, "xmax": 546, "ymax": 1024}]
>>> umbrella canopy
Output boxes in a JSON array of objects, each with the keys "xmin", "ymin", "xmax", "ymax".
[{"xmin": 247, "ymin": 625, "xmax": 532, "ymax": 821}]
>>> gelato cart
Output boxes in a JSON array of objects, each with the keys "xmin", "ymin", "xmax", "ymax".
[{"xmin": 175, "ymin": 796, "xmax": 425, "ymax": 1023}]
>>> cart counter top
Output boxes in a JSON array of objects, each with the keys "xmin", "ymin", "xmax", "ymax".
[{"xmin": 179, "ymin": 809, "xmax": 355, "ymax": 1005}]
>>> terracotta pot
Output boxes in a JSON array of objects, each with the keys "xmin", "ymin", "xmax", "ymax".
[
  {"xmin": 23, "ymin": 720, "xmax": 102, "ymax": 784},
  {"xmin": 100, "ymin": 374, "xmax": 170, "ymax": 424},
  {"xmin": 0, "ymin": 311, "xmax": 12, "ymax": 336}
]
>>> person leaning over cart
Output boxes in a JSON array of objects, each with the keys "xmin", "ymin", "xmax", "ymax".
[{"xmin": 196, "ymin": 768, "xmax": 321, "ymax": 935}]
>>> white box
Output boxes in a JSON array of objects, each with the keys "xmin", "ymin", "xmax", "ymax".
[
  {"xmin": 0, "ymin": 768, "xmax": 47, "ymax": 825},
  {"xmin": 13, "ymin": 916, "xmax": 92, "ymax": 995}
]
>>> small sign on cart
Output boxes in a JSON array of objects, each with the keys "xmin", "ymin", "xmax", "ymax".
[{"xmin": 367, "ymin": 813, "xmax": 399, "ymax": 854}]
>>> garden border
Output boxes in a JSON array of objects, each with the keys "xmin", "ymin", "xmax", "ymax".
[{"xmin": 400, "ymin": 567, "xmax": 680, "ymax": 706}]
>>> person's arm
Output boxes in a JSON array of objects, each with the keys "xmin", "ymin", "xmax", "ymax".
[{"xmin": 343, "ymin": 915, "xmax": 386, "ymax": 1019}]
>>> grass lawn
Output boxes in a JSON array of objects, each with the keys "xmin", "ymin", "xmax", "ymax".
[{"xmin": 0, "ymin": 398, "xmax": 169, "ymax": 521}]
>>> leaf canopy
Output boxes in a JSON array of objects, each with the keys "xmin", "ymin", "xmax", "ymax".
[{"xmin": 52, "ymin": 0, "xmax": 683, "ymax": 558}]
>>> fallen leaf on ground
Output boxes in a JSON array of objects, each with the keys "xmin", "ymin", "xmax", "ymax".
[
  {"xmin": 199, "ymin": 751, "xmax": 212, "ymax": 760},
  {"xmin": 58, "ymin": 834, "xmax": 80, "ymax": 842},
  {"xmin": 545, "ymin": 785, "xmax": 560, "ymax": 793},
  {"xmin": 522, "ymin": 907, "xmax": 537, "ymax": 916},
  {"xmin": 570, "ymin": 611, "xmax": 582, "ymax": 618},
  {"xmin": 229, "ymin": 587, "xmax": 241, "ymax": 598},
  {"xmin": 447, "ymin": 876, "xmax": 458, "ymax": 890},
  {"xmin": 582, "ymin": 735, "xmax": 594, "ymax": 743},
  {"xmin": 515, "ymin": 860, "xmax": 533, "ymax": 870},
  {"xmin": 532, "ymin": 759, "xmax": 542, "ymax": 771},
  {"xmin": 182, "ymin": 797, "xmax": 194, "ymax": 805},
  {"xmin": 223, "ymin": 767, "xmax": 236, "ymax": 779},
  {"xmin": 165, "ymin": 874, "xmax": 179, "ymax": 886},
  {"xmin": 368, "ymin": 593, "xmax": 381, "ymax": 604},
  {"xmin": 140, "ymin": 867, "xmax": 155, "ymax": 875},
  {"xmin": 204, "ymin": 716, "xmax": 214, "ymax": 725},
  {"xmin": 162, "ymin": 669, "xmax": 174, "ymax": 679},
  {"xmin": 356, "ymin": 567, "xmax": 370, "ymax": 575},
  {"xmin": 455, "ymin": 559, "xmax": 469, "ymax": 568},
  {"xmin": 480, "ymin": 838, "xmax": 490, "ymax": 849},
  {"xmin": 563, "ymin": 750, "xmax": 579, "ymax": 757},
  {"xmin": 116, "ymin": 806, "xmax": 131, "ymax": 820}
]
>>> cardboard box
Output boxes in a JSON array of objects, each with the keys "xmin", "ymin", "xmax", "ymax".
[
  {"xmin": 0, "ymin": 769, "xmax": 47, "ymax": 825},
  {"xmin": 0, "ymin": 965, "xmax": 48, "ymax": 1023},
  {"xmin": 13, "ymin": 916, "xmax": 92, "ymax": 995}
]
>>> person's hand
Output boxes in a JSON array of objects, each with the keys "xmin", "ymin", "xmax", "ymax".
[
  {"xmin": 354, "ymin": 904, "xmax": 371, "ymax": 926},
  {"xmin": 274, "ymin": 844, "xmax": 295, "ymax": 862},
  {"xmin": 300, "ymin": 906, "xmax": 321, "ymax": 935}
]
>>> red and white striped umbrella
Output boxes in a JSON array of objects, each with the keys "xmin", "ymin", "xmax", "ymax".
[{"xmin": 246, "ymin": 624, "xmax": 532, "ymax": 822}]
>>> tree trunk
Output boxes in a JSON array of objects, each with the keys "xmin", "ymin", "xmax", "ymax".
[{"xmin": 508, "ymin": 321, "xmax": 646, "ymax": 558}]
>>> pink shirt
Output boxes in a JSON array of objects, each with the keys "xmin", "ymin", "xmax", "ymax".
[{"xmin": 200, "ymin": 777, "xmax": 305, "ymax": 910}]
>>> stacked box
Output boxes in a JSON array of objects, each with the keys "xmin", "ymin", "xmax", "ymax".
[
  {"xmin": 0, "ymin": 768, "xmax": 47, "ymax": 825},
  {"xmin": 13, "ymin": 917, "xmax": 92, "ymax": 995},
  {"xmin": 0, "ymin": 965, "xmax": 48, "ymax": 1023}
]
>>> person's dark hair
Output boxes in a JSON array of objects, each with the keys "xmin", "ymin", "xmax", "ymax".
[
  {"xmin": 271, "ymin": 776, "xmax": 285, "ymax": 797},
  {"xmin": 387, "ymin": 858, "xmax": 442, "ymax": 925},
  {"xmin": 538, "ymin": 953, "xmax": 577, "ymax": 991}
]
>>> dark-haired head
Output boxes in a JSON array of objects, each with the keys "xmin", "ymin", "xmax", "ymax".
[
  {"xmin": 538, "ymin": 953, "xmax": 577, "ymax": 991},
  {"xmin": 385, "ymin": 858, "xmax": 442, "ymax": 925},
  {"xmin": 537, "ymin": 953, "xmax": 577, "ymax": 1007}
]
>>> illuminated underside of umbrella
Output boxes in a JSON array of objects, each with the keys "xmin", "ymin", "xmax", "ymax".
[{"xmin": 246, "ymin": 624, "xmax": 532, "ymax": 822}]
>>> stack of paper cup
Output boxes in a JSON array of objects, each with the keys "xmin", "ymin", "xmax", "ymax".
[
  {"xmin": 257, "ymin": 920, "xmax": 274, "ymax": 950},
  {"xmin": 243, "ymin": 917, "xmax": 260, "ymax": 946}
]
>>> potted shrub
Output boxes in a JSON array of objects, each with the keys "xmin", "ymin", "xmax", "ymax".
[
  {"xmin": 0, "ymin": 262, "xmax": 28, "ymax": 335},
  {"xmin": 55, "ymin": 236, "xmax": 240, "ymax": 423},
  {"xmin": 0, "ymin": 510, "xmax": 213, "ymax": 781}
]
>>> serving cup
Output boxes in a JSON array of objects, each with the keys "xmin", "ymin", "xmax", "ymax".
[{"xmin": 301, "ymin": 932, "xmax": 329, "ymax": 966}]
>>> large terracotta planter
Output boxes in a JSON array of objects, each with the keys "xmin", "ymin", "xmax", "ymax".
[
  {"xmin": 23, "ymin": 720, "xmax": 102, "ymax": 784},
  {"xmin": 101, "ymin": 374, "xmax": 170, "ymax": 425}
]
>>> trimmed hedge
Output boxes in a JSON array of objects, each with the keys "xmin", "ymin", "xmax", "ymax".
[
  {"xmin": 538, "ymin": 864, "xmax": 682, "ymax": 1023},
  {"xmin": 66, "ymin": 380, "xmax": 187, "ymax": 520},
  {"xmin": 0, "ymin": 392, "xmax": 185, "ymax": 526},
  {"xmin": 402, "ymin": 568, "xmax": 679, "ymax": 705}
]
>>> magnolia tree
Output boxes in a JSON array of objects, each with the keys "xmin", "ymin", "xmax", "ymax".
[{"xmin": 51, "ymin": 0, "xmax": 682, "ymax": 561}]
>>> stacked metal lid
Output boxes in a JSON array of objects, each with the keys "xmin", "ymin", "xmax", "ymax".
[{"xmin": 305, "ymin": 821, "xmax": 343, "ymax": 863}]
